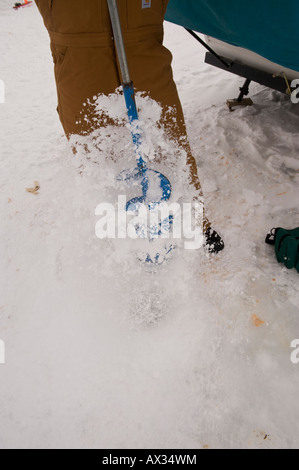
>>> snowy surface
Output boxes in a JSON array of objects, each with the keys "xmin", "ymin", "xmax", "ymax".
[{"xmin": 0, "ymin": 1, "xmax": 299, "ymax": 449}]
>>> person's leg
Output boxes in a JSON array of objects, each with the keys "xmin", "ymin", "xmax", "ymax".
[
  {"xmin": 35, "ymin": 0, "xmax": 121, "ymax": 136},
  {"xmin": 49, "ymin": 39, "xmax": 120, "ymax": 137}
]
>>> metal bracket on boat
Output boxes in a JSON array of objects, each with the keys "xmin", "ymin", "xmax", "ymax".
[
  {"xmin": 227, "ymin": 78, "xmax": 254, "ymax": 111},
  {"xmin": 205, "ymin": 52, "xmax": 292, "ymax": 104}
]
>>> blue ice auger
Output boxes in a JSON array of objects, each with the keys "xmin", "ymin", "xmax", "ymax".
[{"xmin": 107, "ymin": 0, "xmax": 173, "ymax": 264}]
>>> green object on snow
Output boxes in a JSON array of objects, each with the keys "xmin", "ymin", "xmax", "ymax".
[
  {"xmin": 275, "ymin": 228, "xmax": 299, "ymax": 272},
  {"xmin": 266, "ymin": 228, "xmax": 299, "ymax": 273}
]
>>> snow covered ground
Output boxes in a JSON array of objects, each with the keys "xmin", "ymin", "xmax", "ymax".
[{"xmin": 0, "ymin": 1, "xmax": 299, "ymax": 449}]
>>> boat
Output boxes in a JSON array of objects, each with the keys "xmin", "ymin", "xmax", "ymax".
[{"xmin": 165, "ymin": 0, "xmax": 299, "ymax": 100}]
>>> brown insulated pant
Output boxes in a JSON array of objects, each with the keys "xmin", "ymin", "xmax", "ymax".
[{"xmin": 35, "ymin": 0, "xmax": 207, "ymax": 224}]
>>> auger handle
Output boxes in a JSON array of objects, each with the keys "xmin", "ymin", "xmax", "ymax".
[{"xmin": 107, "ymin": 0, "xmax": 145, "ymax": 170}]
